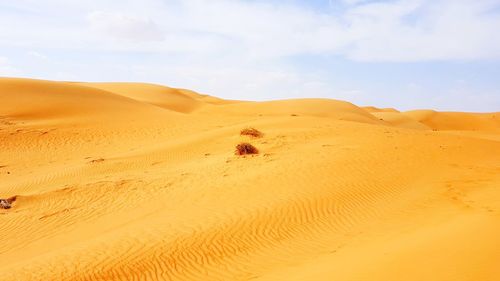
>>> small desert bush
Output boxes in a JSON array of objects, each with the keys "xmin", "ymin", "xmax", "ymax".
[
  {"xmin": 235, "ymin": 143, "xmax": 259, "ymax": 155},
  {"xmin": 240, "ymin": 127, "xmax": 263, "ymax": 138},
  {"xmin": 0, "ymin": 196, "xmax": 16, "ymax": 209}
]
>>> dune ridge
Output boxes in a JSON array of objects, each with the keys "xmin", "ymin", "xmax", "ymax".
[{"xmin": 1, "ymin": 78, "xmax": 499, "ymax": 281}]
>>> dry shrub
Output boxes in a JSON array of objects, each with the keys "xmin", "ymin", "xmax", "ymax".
[
  {"xmin": 89, "ymin": 158, "xmax": 105, "ymax": 164},
  {"xmin": 240, "ymin": 127, "xmax": 263, "ymax": 138},
  {"xmin": 0, "ymin": 196, "xmax": 16, "ymax": 209},
  {"xmin": 235, "ymin": 143, "xmax": 259, "ymax": 155}
]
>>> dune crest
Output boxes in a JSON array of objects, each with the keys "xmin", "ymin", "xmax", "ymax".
[
  {"xmin": 198, "ymin": 98, "xmax": 382, "ymax": 124},
  {"xmin": 1, "ymin": 78, "xmax": 499, "ymax": 281},
  {"xmin": 79, "ymin": 82, "xmax": 207, "ymax": 113},
  {"xmin": 404, "ymin": 110, "xmax": 500, "ymax": 132}
]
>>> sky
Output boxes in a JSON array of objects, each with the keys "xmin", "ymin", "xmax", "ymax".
[{"xmin": 1, "ymin": 0, "xmax": 500, "ymax": 112}]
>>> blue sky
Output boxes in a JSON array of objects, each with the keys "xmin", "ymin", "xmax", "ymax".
[{"xmin": 1, "ymin": 0, "xmax": 499, "ymax": 112}]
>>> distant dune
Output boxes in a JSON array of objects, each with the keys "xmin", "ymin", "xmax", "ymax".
[{"xmin": 1, "ymin": 78, "xmax": 499, "ymax": 281}]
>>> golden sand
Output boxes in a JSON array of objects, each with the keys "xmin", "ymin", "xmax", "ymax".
[{"xmin": 1, "ymin": 77, "xmax": 499, "ymax": 280}]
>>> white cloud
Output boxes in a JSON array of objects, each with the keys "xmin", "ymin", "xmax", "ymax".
[
  {"xmin": 87, "ymin": 11, "xmax": 165, "ymax": 42},
  {"xmin": 1, "ymin": 0, "xmax": 499, "ymax": 61},
  {"xmin": 0, "ymin": 57, "xmax": 20, "ymax": 76},
  {"xmin": 27, "ymin": 51, "xmax": 49, "ymax": 60},
  {"xmin": 343, "ymin": 0, "xmax": 500, "ymax": 61},
  {"xmin": 339, "ymin": 0, "xmax": 373, "ymax": 6}
]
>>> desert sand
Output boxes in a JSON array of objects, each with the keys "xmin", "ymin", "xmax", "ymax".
[{"xmin": 1, "ymin": 77, "xmax": 499, "ymax": 281}]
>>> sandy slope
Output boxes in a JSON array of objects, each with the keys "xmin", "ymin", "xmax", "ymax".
[{"xmin": 1, "ymin": 77, "xmax": 499, "ymax": 281}]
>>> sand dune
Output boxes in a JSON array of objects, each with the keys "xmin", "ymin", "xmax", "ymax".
[
  {"xmin": 1, "ymin": 78, "xmax": 499, "ymax": 281},
  {"xmin": 198, "ymin": 98, "xmax": 382, "ymax": 124},
  {"xmin": 404, "ymin": 109, "xmax": 500, "ymax": 132},
  {"xmin": 371, "ymin": 111, "xmax": 431, "ymax": 130},
  {"xmin": 0, "ymin": 78, "xmax": 173, "ymax": 119},
  {"xmin": 362, "ymin": 106, "xmax": 400, "ymax": 113},
  {"xmin": 78, "ymin": 82, "xmax": 207, "ymax": 113}
]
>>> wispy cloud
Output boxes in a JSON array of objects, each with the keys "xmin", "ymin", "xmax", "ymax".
[
  {"xmin": 0, "ymin": 57, "xmax": 20, "ymax": 76},
  {"xmin": 87, "ymin": 11, "xmax": 165, "ymax": 42},
  {"xmin": 27, "ymin": 51, "xmax": 49, "ymax": 60},
  {"xmin": 2, "ymin": 0, "xmax": 499, "ymax": 61}
]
